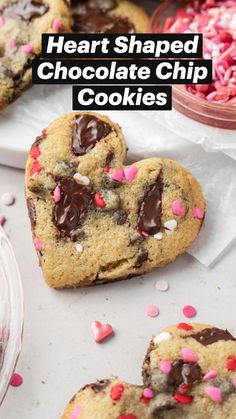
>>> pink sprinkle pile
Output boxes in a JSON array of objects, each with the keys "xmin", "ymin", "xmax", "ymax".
[{"xmin": 165, "ymin": 0, "xmax": 236, "ymax": 105}]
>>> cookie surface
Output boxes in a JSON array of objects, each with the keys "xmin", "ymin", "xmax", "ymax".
[
  {"xmin": 71, "ymin": 0, "xmax": 149, "ymax": 34},
  {"xmin": 62, "ymin": 324, "xmax": 236, "ymax": 419},
  {"xmin": 25, "ymin": 111, "xmax": 205, "ymax": 288},
  {"xmin": 0, "ymin": 0, "xmax": 71, "ymax": 109}
]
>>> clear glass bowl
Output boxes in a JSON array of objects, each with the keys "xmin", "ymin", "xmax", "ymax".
[
  {"xmin": 0, "ymin": 226, "xmax": 23, "ymax": 405},
  {"xmin": 149, "ymin": 0, "xmax": 236, "ymax": 129}
]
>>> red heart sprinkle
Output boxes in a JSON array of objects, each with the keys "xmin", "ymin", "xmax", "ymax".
[
  {"xmin": 104, "ymin": 166, "xmax": 110, "ymax": 173},
  {"xmin": 178, "ymin": 323, "xmax": 194, "ymax": 331},
  {"xmin": 227, "ymin": 357, "xmax": 236, "ymax": 371},
  {"xmin": 174, "ymin": 393, "xmax": 193, "ymax": 405},
  {"xmin": 140, "ymin": 395, "xmax": 150, "ymax": 404},
  {"xmin": 30, "ymin": 145, "xmax": 41, "ymax": 159},
  {"xmin": 110, "ymin": 384, "xmax": 125, "ymax": 400},
  {"xmin": 91, "ymin": 320, "xmax": 113, "ymax": 343},
  {"xmin": 118, "ymin": 415, "xmax": 137, "ymax": 419},
  {"xmin": 94, "ymin": 192, "xmax": 106, "ymax": 208},
  {"xmin": 10, "ymin": 373, "xmax": 23, "ymax": 387},
  {"xmin": 29, "ymin": 160, "xmax": 41, "ymax": 176}
]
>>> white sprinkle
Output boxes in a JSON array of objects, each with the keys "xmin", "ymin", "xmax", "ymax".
[
  {"xmin": 75, "ymin": 243, "xmax": 83, "ymax": 253},
  {"xmin": 164, "ymin": 220, "xmax": 177, "ymax": 235},
  {"xmin": 156, "ymin": 279, "xmax": 169, "ymax": 292},
  {"xmin": 153, "ymin": 332, "xmax": 172, "ymax": 345},
  {"xmin": 73, "ymin": 173, "xmax": 90, "ymax": 186},
  {"xmin": 154, "ymin": 232, "xmax": 163, "ymax": 240},
  {"xmin": 1, "ymin": 192, "xmax": 15, "ymax": 206}
]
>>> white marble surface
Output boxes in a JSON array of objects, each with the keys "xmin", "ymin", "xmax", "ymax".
[{"xmin": 0, "ymin": 164, "xmax": 236, "ymax": 419}]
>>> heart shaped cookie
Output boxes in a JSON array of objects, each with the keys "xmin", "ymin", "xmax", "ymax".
[
  {"xmin": 62, "ymin": 323, "xmax": 236, "ymax": 419},
  {"xmin": 0, "ymin": 0, "xmax": 71, "ymax": 110},
  {"xmin": 25, "ymin": 111, "xmax": 205, "ymax": 288}
]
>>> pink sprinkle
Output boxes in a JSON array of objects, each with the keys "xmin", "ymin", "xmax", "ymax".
[
  {"xmin": 181, "ymin": 348, "xmax": 199, "ymax": 363},
  {"xmin": 21, "ymin": 43, "xmax": 33, "ymax": 54},
  {"xmin": 203, "ymin": 370, "xmax": 218, "ymax": 381},
  {"xmin": 0, "ymin": 17, "xmax": 4, "ymax": 27},
  {"xmin": 112, "ymin": 169, "xmax": 124, "ymax": 182},
  {"xmin": 146, "ymin": 305, "xmax": 159, "ymax": 318},
  {"xmin": 124, "ymin": 165, "xmax": 138, "ymax": 182},
  {"xmin": 70, "ymin": 404, "xmax": 82, "ymax": 419},
  {"xmin": 205, "ymin": 386, "xmax": 222, "ymax": 403},
  {"xmin": 10, "ymin": 373, "xmax": 23, "ymax": 387},
  {"xmin": 53, "ymin": 185, "xmax": 61, "ymax": 203},
  {"xmin": 183, "ymin": 305, "xmax": 196, "ymax": 318},
  {"xmin": 192, "ymin": 206, "xmax": 205, "ymax": 220},
  {"xmin": 9, "ymin": 39, "xmax": 15, "ymax": 49},
  {"xmin": 159, "ymin": 360, "xmax": 172, "ymax": 374},
  {"xmin": 34, "ymin": 237, "xmax": 43, "ymax": 252},
  {"xmin": 171, "ymin": 200, "xmax": 185, "ymax": 217},
  {"xmin": 143, "ymin": 388, "xmax": 154, "ymax": 399},
  {"xmin": 52, "ymin": 18, "xmax": 62, "ymax": 33},
  {"xmin": 0, "ymin": 215, "xmax": 6, "ymax": 226},
  {"xmin": 232, "ymin": 378, "xmax": 236, "ymax": 388}
]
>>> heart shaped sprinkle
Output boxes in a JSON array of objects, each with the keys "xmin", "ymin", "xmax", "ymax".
[
  {"xmin": 205, "ymin": 386, "xmax": 222, "ymax": 403},
  {"xmin": 110, "ymin": 384, "xmax": 125, "ymax": 400},
  {"xmin": 124, "ymin": 165, "xmax": 138, "ymax": 182},
  {"xmin": 153, "ymin": 332, "xmax": 172, "ymax": 344},
  {"xmin": 10, "ymin": 373, "xmax": 23, "ymax": 387},
  {"xmin": 159, "ymin": 360, "xmax": 172, "ymax": 374},
  {"xmin": 91, "ymin": 321, "xmax": 113, "ymax": 343},
  {"xmin": 52, "ymin": 18, "xmax": 62, "ymax": 32},
  {"xmin": 34, "ymin": 237, "xmax": 43, "ymax": 252},
  {"xmin": 164, "ymin": 220, "xmax": 177, "ymax": 235},
  {"xmin": 73, "ymin": 173, "xmax": 90, "ymax": 186},
  {"xmin": 0, "ymin": 17, "xmax": 4, "ymax": 27},
  {"xmin": 192, "ymin": 206, "xmax": 205, "ymax": 220},
  {"xmin": 227, "ymin": 357, "xmax": 236, "ymax": 371},
  {"xmin": 172, "ymin": 200, "xmax": 186, "ymax": 217},
  {"xmin": 181, "ymin": 347, "xmax": 199, "ymax": 363},
  {"xmin": 203, "ymin": 370, "xmax": 218, "ymax": 381},
  {"xmin": 30, "ymin": 145, "xmax": 41, "ymax": 159},
  {"xmin": 9, "ymin": 39, "xmax": 15, "ymax": 49},
  {"xmin": 29, "ymin": 160, "xmax": 41, "ymax": 176},
  {"xmin": 70, "ymin": 404, "xmax": 82, "ymax": 419},
  {"xmin": 21, "ymin": 43, "xmax": 33, "ymax": 54},
  {"xmin": 178, "ymin": 323, "xmax": 194, "ymax": 331},
  {"xmin": 174, "ymin": 393, "xmax": 193, "ymax": 405},
  {"xmin": 118, "ymin": 415, "xmax": 137, "ymax": 419},
  {"xmin": 112, "ymin": 169, "xmax": 124, "ymax": 182},
  {"xmin": 53, "ymin": 186, "xmax": 61, "ymax": 203},
  {"xmin": 94, "ymin": 192, "xmax": 106, "ymax": 208},
  {"xmin": 232, "ymin": 378, "xmax": 236, "ymax": 388},
  {"xmin": 0, "ymin": 215, "xmax": 6, "ymax": 226},
  {"xmin": 142, "ymin": 388, "xmax": 154, "ymax": 399}
]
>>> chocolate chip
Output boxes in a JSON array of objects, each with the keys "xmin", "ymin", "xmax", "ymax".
[
  {"xmin": 1, "ymin": 0, "xmax": 49, "ymax": 21},
  {"xmin": 71, "ymin": 0, "xmax": 134, "ymax": 33},
  {"xmin": 87, "ymin": 379, "xmax": 110, "ymax": 393},
  {"xmin": 31, "ymin": 135, "xmax": 44, "ymax": 149},
  {"xmin": 105, "ymin": 152, "xmax": 114, "ymax": 167},
  {"xmin": 135, "ymin": 250, "xmax": 148, "ymax": 268},
  {"xmin": 188, "ymin": 328, "xmax": 235, "ymax": 346},
  {"xmin": 137, "ymin": 175, "xmax": 163, "ymax": 236},
  {"xmin": 26, "ymin": 198, "xmax": 37, "ymax": 229},
  {"xmin": 167, "ymin": 360, "xmax": 202, "ymax": 393},
  {"xmin": 53, "ymin": 178, "xmax": 94, "ymax": 239},
  {"xmin": 114, "ymin": 209, "xmax": 128, "ymax": 225},
  {"xmin": 152, "ymin": 399, "xmax": 177, "ymax": 416},
  {"xmin": 72, "ymin": 115, "xmax": 112, "ymax": 156}
]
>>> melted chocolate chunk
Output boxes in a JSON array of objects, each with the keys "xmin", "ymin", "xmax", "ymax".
[
  {"xmin": 152, "ymin": 401, "xmax": 177, "ymax": 416},
  {"xmin": 71, "ymin": 0, "xmax": 134, "ymax": 33},
  {"xmin": 1, "ymin": 0, "xmax": 49, "ymax": 21},
  {"xmin": 27, "ymin": 198, "xmax": 37, "ymax": 229},
  {"xmin": 167, "ymin": 360, "xmax": 202, "ymax": 393},
  {"xmin": 189, "ymin": 327, "xmax": 235, "ymax": 346},
  {"xmin": 31, "ymin": 134, "xmax": 44, "ymax": 149},
  {"xmin": 87, "ymin": 379, "xmax": 110, "ymax": 393},
  {"xmin": 137, "ymin": 176, "xmax": 163, "ymax": 235},
  {"xmin": 135, "ymin": 250, "xmax": 148, "ymax": 268},
  {"xmin": 53, "ymin": 178, "xmax": 94, "ymax": 239},
  {"xmin": 72, "ymin": 115, "xmax": 112, "ymax": 156},
  {"xmin": 105, "ymin": 152, "xmax": 114, "ymax": 167}
]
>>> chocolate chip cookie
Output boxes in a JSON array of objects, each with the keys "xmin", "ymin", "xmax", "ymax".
[
  {"xmin": 25, "ymin": 111, "xmax": 205, "ymax": 288},
  {"xmin": 62, "ymin": 323, "xmax": 236, "ymax": 419},
  {"xmin": 0, "ymin": 0, "xmax": 71, "ymax": 109},
  {"xmin": 71, "ymin": 0, "xmax": 149, "ymax": 34}
]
